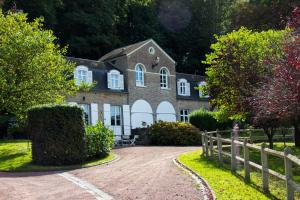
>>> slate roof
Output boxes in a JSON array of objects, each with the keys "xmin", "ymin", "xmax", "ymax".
[
  {"xmin": 176, "ymin": 73, "xmax": 209, "ymax": 101},
  {"xmin": 99, "ymin": 39, "xmax": 152, "ymax": 62},
  {"xmin": 67, "ymin": 57, "xmax": 127, "ymax": 93}
]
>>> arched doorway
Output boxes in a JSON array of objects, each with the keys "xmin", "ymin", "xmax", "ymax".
[
  {"xmin": 156, "ymin": 101, "xmax": 176, "ymax": 122},
  {"xmin": 131, "ymin": 100, "xmax": 154, "ymax": 128}
]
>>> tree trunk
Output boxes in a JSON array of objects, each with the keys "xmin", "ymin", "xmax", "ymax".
[
  {"xmin": 265, "ymin": 129, "xmax": 274, "ymax": 149},
  {"xmin": 294, "ymin": 123, "xmax": 300, "ymax": 147}
]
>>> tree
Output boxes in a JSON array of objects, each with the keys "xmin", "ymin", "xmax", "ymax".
[
  {"xmin": 229, "ymin": 0, "xmax": 300, "ymax": 31},
  {"xmin": 251, "ymin": 7, "xmax": 300, "ymax": 146},
  {"xmin": 0, "ymin": 11, "xmax": 77, "ymax": 118},
  {"xmin": 204, "ymin": 27, "xmax": 288, "ymax": 121}
]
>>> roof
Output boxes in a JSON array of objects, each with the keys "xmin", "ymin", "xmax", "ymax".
[
  {"xmin": 67, "ymin": 57, "xmax": 128, "ymax": 93},
  {"xmin": 176, "ymin": 73, "xmax": 209, "ymax": 101},
  {"xmin": 99, "ymin": 39, "xmax": 176, "ymax": 63}
]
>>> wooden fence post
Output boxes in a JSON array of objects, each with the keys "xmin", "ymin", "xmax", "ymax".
[
  {"xmin": 261, "ymin": 143, "xmax": 269, "ymax": 193},
  {"xmin": 205, "ymin": 131, "xmax": 209, "ymax": 158},
  {"xmin": 209, "ymin": 133, "xmax": 214, "ymax": 158},
  {"xmin": 217, "ymin": 134, "xmax": 223, "ymax": 165},
  {"xmin": 284, "ymin": 147, "xmax": 294, "ymax": 200},
  {"xmin": 231, "ymin": 136, "xmax": 237, "ymax": 173},
  {"xmin": 243, "ymin": 138, "xmax": 250, "ymax": 182}
]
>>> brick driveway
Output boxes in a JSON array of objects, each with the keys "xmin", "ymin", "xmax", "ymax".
[{"xmin": 0, "ymin": 146, "xmax": 203, "ymax": 200}]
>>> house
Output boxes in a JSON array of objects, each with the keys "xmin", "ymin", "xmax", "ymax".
[{"xmin": 68, "ymin": 39, "xmax": 209, "ymax": 139}]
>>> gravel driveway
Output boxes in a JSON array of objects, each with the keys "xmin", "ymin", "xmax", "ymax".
[{"xmin": 0, "ymin": 146, "xmax": 203, "ymax": 200}]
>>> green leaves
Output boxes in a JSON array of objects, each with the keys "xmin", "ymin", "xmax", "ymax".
[
  {"xmin": 0, "ymin": 11, "xmax": 77, "ymax": 118},
  {"xmin": 204, "ymin": 27, "xmax": 288, "ymax": 121}
]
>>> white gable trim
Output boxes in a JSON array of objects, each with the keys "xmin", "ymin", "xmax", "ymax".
[{"xmin": 127, "ymin": 39, "xmax": 176, "ymax": 64}]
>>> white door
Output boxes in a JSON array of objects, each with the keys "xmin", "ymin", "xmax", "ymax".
[
  {"xmin": 131, "ymin": 100, "xmax": 154, "ymax": 129},
  {"xmin": 156, "ymin": 101, "xmax": 176, "ymax": 122}
]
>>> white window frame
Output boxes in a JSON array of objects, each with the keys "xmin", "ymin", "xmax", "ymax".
[
  {"xmin": 111, "ymin": 105, "xmax": 122, "ymax": 126},
  {"xmin": 199, "ymin": 81, "xmax": 209, "ymax": 98},
  {"xmin": 178, "ymin": 78, "xmax": 190, "ymax": 96},
  {"xmin": 135, "ymin": 63, "xmax": 145, "ymax": 86},
  {"xmin": 74, "ymin": 65, "xmax": 92, "ymax": 86},
  {"xmin": 79, "ymin": 103, "xmax": 91, "ymax": 125},
  {"xmin": 148, "ymin": 47, "xmax": 155, "ymax": 55},
  {"xmin": 160, "ymin": 67, "xmax": 169, "ymax": 89},
  {"xmin": 108, "ymin": 70, "xmax": 124, "ymax": 90},
  {"xmin": 180, "ymin": 109, "xmax": 189, "ymax": 123}
]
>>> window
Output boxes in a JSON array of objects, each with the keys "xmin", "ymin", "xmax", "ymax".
[
  {"xmin": 79, "ymin": 104, "xmax": 91, "ymax": 124},
  {"xmin": 149, "ymin": 47, "xmax": 155, "ymax": 55},
  {"xmin": 111, "ymin": 106, "xmax": 122, "ymax": 126},
  {"xmin": 135, "ymin": 64, "xmax": 145, "ymax": 86},
  {"xmin": 160, "ymin": 68, "xmax": 169, "ymax": 89},
  {"xmin": 74, "ymin": 66, "xmax": 92, "ymax": 86},
  {"xmin": 177, "ymin": 79, "xmax": 190, "ymax": 96},
  {"xmin": 199, "ymin": 81, "xmax": 209, "ymax": 98},
  {"xmin": 180, "ymin": 109, "xmax": 189, "ymax": 123},
  {"xmin": 108, "ymin": 70, "xmax": 124, "ymax": 90}
]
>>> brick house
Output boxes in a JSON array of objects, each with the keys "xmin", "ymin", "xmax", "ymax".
[{"xmin": 68, "ymin": 39, "xmax": 209, "ymax": 139}]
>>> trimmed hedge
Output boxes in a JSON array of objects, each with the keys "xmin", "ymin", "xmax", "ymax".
[
  {"xmin": 149, "ymin": 121, "xmax": 201, "ymax": 146},
  {"xmin": 189, "ymin": 109, "xmax": 217, "ymax": 131},
  {"xmin": 85, "ymin": 122, "xmax": 114, "ymax": 159},
  {"xmin": 27, "ymin": 104, "xmax": 86, "ymax": 166}
]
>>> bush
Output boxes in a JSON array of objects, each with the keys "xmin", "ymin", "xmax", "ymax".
[
  {"xmin": 85, "ymin": 122, "xmax": 114, "ymax": 159},
  {"xmin": 189, "ymin": 109, "xmax": 217, "ymax": 131},
  {"xmin": 149, "ymin": 121, "xmax": 201, "ymax": 146},
  {"xmin": 7, "ymin": 122, "xmax": 28, "ymax": 139},
  {"xmin": 27, "ymin": 104, "xmax": 86, "ymax": 166}
]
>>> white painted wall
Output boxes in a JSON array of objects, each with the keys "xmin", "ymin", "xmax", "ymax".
[
  {"xmin": 156, "ymin": 101, "xmax": 176, "ymax": 122},
  {"xmin": 131, "ymin": 99, "xmax": 154, "ymax": 129}
]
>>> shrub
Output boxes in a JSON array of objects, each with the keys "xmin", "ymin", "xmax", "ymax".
[
  {"xmin": 7, "ymin": 122, "xmax": 28, "ymax": 139},
  {"xmin": 149, "ymin": 121, "xmax": 201, "ymax": 146},
  {"xmin": 27, "ymin": 104, "xmax": 86, "ymax": 166},
  {"xmin": 85, "ymin": 122, "xmax": 114, "ymax": 159},
  {"xmin": 189, "ymin": 109, "xmax": 217, "ymax": 131}
]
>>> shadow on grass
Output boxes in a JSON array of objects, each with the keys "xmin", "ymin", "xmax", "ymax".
[{"xmin": 193, "ymin": 154, "xmax": 281, "ymax": 200}]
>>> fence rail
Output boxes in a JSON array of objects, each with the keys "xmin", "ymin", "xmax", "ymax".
[{"xmin": 201, "ymin": 130, "xmax": 300, "ymax": 200}]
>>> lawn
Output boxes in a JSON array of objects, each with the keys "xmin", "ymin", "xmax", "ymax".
[
  {"xmin": 178, "ymin": 143, "xmax": 300, "ymax": 200},
  {"xmin": 0, "ymin": 140, "xmax": 116, "ymax": 172}
]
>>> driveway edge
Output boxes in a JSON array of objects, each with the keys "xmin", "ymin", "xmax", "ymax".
[{"xmin": 173, "ymin": 158, "xmax": 216, "ymax": 200}]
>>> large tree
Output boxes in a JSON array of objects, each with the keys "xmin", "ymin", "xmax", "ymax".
[
  {"xmin": 204, "ymin": 27, "xmax": 288, "ymax": 121},
  {"xmin": 0, "ymin": 11, "xmax": 77, "ymax": 118}
]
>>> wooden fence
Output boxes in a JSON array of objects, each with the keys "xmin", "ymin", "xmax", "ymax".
[{"xmin": 201, "ymin": 130, "xmax": 300, "ymax": 200}]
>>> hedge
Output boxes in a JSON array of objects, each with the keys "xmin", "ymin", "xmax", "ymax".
[
  {"xmin": 149, "ymin": 121, "xmax": 201, "ymax": 146},
  {"xmin": 85, "ymin": 121, "xmax": 114, "ymax": 159},
  {"xmin": 189, "ymin": 109, "xmax": 217, "ymax": 131},
  {"xmin": 27, "ymin": 104, "xmax": 86, "ymax": 166}
]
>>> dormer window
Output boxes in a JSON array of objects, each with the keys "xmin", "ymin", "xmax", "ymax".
[
  {"xmin": 160, "ymin": 67, "xmax": 169, "ymax": 89},
  {"xmin": 74, "ymin": 66, "xmax": 92, "ymax": 86},
  {"xmin": 199, "ymin": 81, "xmax": 209, "ymax": 98},
  {"xmin": 135, "ymin": 63, "xmax": 145, "ymax": 86},
  {"xmin": 107, "ymin": 70, "xmax": 124, "ymax": 90},
  {"xmin": 177, "ymin": 79, "xmax": 190, "ymax": 96}
]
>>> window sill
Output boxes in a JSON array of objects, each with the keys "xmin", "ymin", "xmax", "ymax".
[
  {"xmin": 136, "ymin": 85, "xmax": 146, "ymax": 88},
  {"xmin": 178, "ymin": 94, "xmax": 190, "ymax": 97},
  {"xmin": 161, "ymin": 87, "xmax": 171, "ymax": 90}
]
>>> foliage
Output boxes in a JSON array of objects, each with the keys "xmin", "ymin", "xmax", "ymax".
[
  {"xmin": 85, "ymin": 121, "xmax": 114, "ymax": 159},
  {"xmin": 204, "ymin": 27, "xmax": 288, "ymax": 121},
  {"xmin": 27, "ymin": 104, "xmax": 86, "ymax": 166},
  {"xmin": 3, "ymin": 0, "xmax": 232, "ymax": 74},
  {"xmin": 7, "ymin": 122, "xmax": 27, "ymax": 139},
  {"xmin": 189, "ymin": 109, "xmax": 217, "ymax": 131},
  {"xmin": 178, "ymin": 147, "xmax": 300, "ymax": 200},
  {"xmin": 229, "ymin": 0, "xmax": 300, "ymax": 31},
  {"xmin": 249, "ymin": 8, "xmax": 300, "ymax": 146},
  {"xmin": 78, "ymin": 81, "xmax": 97, "ymax": 92},
  {"xmin": 0, "ymin": 11, "xmax": 77, "ymax": 119},
  {"xmin": 148, "ymin": 121, "xmax": 201, "ymax": 146},
  {"xmin": 0, "ymin": 140, "xmax": 116, "ymax": 172}
]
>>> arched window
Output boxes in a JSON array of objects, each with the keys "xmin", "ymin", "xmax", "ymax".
[
  {"xmin": 160, "ymin": 67, "xmax": 169, "ymax": 89},
  {"xmin": 177, "ymin": 79, "xmax": 190, "ymax": 96},
  {"xmin": 135, "ymin": 63, "xmax": 145, "ymax": 86},
  {"xmin": 74, "ymin": 65, "xmax": 92, "ymax": 86}
]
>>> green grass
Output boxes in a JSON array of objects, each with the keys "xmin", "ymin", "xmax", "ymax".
[
  {"xmin": 178, "ymin": 144, "xmax": 300, "ymax": 200},
  {"xmin": 0, "ymin": 140, "xmax": 116, "ymax": 172}
]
